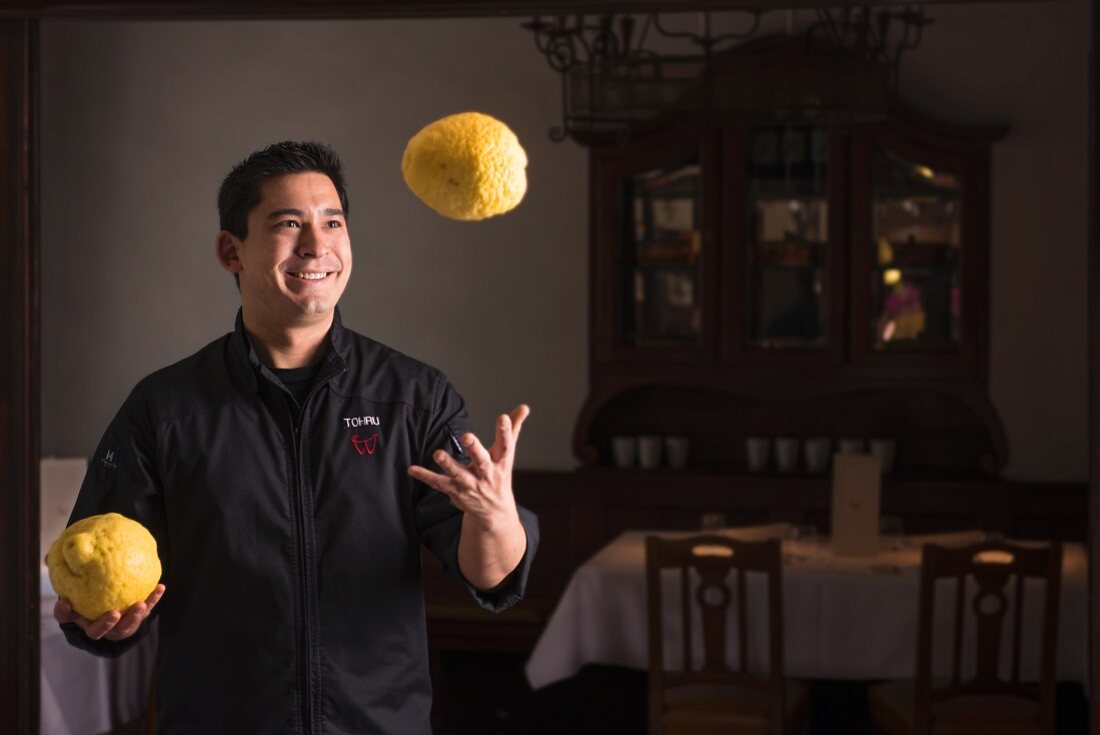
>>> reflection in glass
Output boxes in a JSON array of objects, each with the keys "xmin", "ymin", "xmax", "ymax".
[
  {"xmin": 872, "ymin": 149, "xmax": 961, "ymax": 349},
  {"xmin": 746, "ymin": 125, "xmax": 829, "ymax": 348},
  {"xmin": 623, "ymin": 156, "xmax": 703, "ymax": 346}
]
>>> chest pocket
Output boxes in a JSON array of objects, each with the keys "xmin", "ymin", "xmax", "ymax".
[
  {"xmin": 158, "ymin": 406, "xmax": 294, "ymax": 559},
  {"xmin": 306, "ymin": 397, "xmax": 416, "ymax": 535}
]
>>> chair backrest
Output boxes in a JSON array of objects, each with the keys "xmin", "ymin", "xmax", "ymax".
[
  {"xmin": 645, "ymin": 535, "xmax": 785, "ymax": 735},
  {"xmin": 914, "ymin": 540, "xmax": 1063, "ymax": 735}
]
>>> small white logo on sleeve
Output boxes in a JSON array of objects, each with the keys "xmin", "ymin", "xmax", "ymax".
[
  {"xmin": 101, "ymin": 449, "xmax": 117, "ymax": 469},
  {"xmin": 342, "ymin": 416, "xmax": 381, "ymax": 428}
]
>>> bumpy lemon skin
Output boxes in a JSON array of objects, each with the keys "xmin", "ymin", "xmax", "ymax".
[
  {"xmin": 401, "ymin": 111, "xmax": 528, "ymax": 221},
  {"xmin": 47, "ymin": 512, "xmax": 162, "ymax": 621}
]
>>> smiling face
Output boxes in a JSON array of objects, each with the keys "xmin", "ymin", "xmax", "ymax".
[{"xmin": 218, "ymin": 172, "xmax": 352, "ymax": 329}]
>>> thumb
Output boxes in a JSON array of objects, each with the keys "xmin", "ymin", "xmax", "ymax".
[{"xmin": 53, "ymin": 597, "xmax": 80, "ymax": 625}]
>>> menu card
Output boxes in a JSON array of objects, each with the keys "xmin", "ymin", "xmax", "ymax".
[{"xmin": 830, "ymin": 453, "xmax": 880, "ymax": 556}]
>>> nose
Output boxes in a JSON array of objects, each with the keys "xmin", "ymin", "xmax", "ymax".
[{"xmin": 295, "ymin": 223, "xmax": 330, "ymax": 259}]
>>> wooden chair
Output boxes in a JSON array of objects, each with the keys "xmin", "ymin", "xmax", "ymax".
[
  {"xmin": 645, "ymin": 535, "xmax": 808, "ymax": 735},
  {"xmin": 869, "ymin": 540, "xmax": 1063, "ymax": 735}
]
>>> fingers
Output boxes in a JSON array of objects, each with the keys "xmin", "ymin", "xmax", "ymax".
[
  {"xmin": 407, "ymin": 464, "xmax": 463, "ymax": 498},
  {"xmin": 490, "ymin": 405, "xmax": 530, "ymax": 464},
  {"xmin": 412, "ymin": 406, "xmax": 531, "ymax": 486},
  {"xmin": 431, "ymin": 448, "xmax": 479, "ymax": 491},
  {"xmin": 84, "ymin": 609, "xmax": 123, "ymax": 640},
  {"xmin": 460, "ymin": 432, "xmax": 493, "ymax": 478},
  {"xmin": 105, "ymin": 603, "xmax": 147, "ymax": 641},
  {"xmin": 490, "ymin": 414, "xmax": 509, "ymax": 463},
  {"xmin": 509, "ymin": 404, "xmax": 531, "ymax": 441},
  {"xmin": 105, "ymin": 583, "xmax": 164, "ymax": 641},
  {"xmin": 53, "ymin": 597, "xmax": 79, "ymax": 625},
  {"xmin": 53, "ymin": 585, "xmax": 167, "ymax": 641},
  {"xmin": 146, "ymin": 583, "xmax": 167, "ymax": 609}
]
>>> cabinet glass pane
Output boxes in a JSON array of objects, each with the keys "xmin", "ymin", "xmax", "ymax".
[
  {"xmin": 746, "ymin": 125, "xmax": 829, "ymax": 349},
  {"xmin": 872, "ymin": 149, "xmax": 961, "ymax": 349},
  {"xmin": 623, "ymin": 155, "xmax": 703, "ymax": 346}
]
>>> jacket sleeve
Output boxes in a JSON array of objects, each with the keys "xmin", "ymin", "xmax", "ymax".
[
  {"xmin": 57, "ymin": 383, "xmax": 168, "ymax": 658},
  {"xmin": 413, "ymin": 373, "xmax": 539, "ymax": 613}
]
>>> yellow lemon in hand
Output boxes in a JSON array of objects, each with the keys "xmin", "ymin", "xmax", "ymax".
[
  {"xmin": 47, "ymin": 512, "xmax": 161, "ymax": 621},
  {"xmin": 401, "ymin": 112, "xmax": 528, "ymax": 221}
]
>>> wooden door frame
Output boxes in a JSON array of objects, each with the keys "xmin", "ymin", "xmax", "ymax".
[
  {"xmin": 1, "ymin": 2, "xmax": 1095, "ymax": 734},
  {"xmin": 1089, "ymin": 0, "xmax": 1099, "ymax": 730},
  {"xmin": 0, "ymin": 17, "xmax": 38, "ymax": 735}
]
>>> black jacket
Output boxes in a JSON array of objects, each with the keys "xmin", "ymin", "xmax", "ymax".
[{"xmin": 61, "ymin": 307, "xmax": 539, "ymax": 734}]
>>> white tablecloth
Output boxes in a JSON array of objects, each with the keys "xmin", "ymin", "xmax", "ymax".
[
  {"xmin": 525, "ymin": 527, "xmax": 1087, "ymax": 689},
  {"xmin": 41, "ymin": 568, "xmax": 155, "ymax": 735}
]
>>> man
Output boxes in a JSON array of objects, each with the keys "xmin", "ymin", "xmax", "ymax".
[{"xmin": 54, "ymin": 140, "xmax": 539, "ymax": 734}]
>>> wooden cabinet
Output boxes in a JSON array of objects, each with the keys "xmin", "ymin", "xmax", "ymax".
[
  {"xmin": 849, "ymin": 114, "xmax": 994, "ymax": 374},
  {"xmin": 723, "ymin": 123, "xmax": 848, "ymax": 366},
  {"xmin": 577, "ymin": 71, "xmax": 1008, "ymax": 477},
  {"xmin": 591, "ymin": 127, "xmax": 722, "ymax": 365}
]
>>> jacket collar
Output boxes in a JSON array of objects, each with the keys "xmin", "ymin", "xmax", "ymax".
[{"xmin": 229, "ymin": 306, "xmax": 350, "ymax": 397}]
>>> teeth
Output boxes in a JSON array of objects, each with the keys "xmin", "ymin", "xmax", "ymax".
[{"xmin": 291, "ymin": 272, "xmax": 328, "ymax": 280}]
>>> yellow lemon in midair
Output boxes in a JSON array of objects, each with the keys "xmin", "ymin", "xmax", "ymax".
[
  {"xmin": 47, "ymin": 512, "xmax": 162, "ymax": 621},
  {"xmin": 401, "ymin": 112, "xmax": 528, "ymax": 221}
]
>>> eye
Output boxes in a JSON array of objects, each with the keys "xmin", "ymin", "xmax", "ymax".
[
  {"xmin": 278, "ymin": 220, "xmax": 301, "ymax": 229},
  {"xmin": 326, "ymin": 220, "xmax": 343, "ymax": 228}
]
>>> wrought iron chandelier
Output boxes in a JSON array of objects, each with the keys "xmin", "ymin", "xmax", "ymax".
[{"xmin": 524, "ymin": 8, "xmax": 933, "ymax": 144}]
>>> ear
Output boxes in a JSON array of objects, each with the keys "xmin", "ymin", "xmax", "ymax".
[{"xmin": 215, "ymin": 231, "xmax": 242, "ymax": 274}]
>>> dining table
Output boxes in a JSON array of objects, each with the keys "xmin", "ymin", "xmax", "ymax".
[{"xmin": 524, "ymin": 523, "xmax": 1088, "ymax": 690}]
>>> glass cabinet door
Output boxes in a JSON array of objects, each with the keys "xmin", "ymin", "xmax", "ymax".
[
  {"xmin": 744, "ymin": 125, "xmax": 831, "ymax": 350},
  {"xmin": 623, "ymin": 155, "xmax": 704, "ymax": 347},
  {"xmin": 871, "ymin": 149, "xmax": 962, "ymax": 350}
]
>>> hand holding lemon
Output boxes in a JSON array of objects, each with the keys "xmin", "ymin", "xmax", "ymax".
[{"xmin": 47, "ymin": 512, "xmax": 165, "ymax": 641}]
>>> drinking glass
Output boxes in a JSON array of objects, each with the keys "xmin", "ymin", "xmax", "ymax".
[
  {"xmin": 746, "ymin": 437, "xmax": 771, "ymax": 472},
  {"xmin": 638, "ymin": 435, "xmax": 663, "ymax": 469},
  {"xmin": 775, "ymin": 437, "xmax": 800, "ymax": 473},
  {"xmin": 700, "ymin": 512, "xmax": 727, "ymax": 531},
  {"xmin": 879, "ymin": 515, "xmax": 905, "ymax": 551},
  {"xmin": 787, "ymin": 524, "xmax": 819, "ymax": 561},
  {"xmin": 611, "ymin": 436, "xmax": 636, "ymax": 468}
]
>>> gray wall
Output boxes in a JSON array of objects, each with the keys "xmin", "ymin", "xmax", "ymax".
[
  {"xmin": 41, "ymin": 18, "xmax": 589, "ymax": 470},
  {"xmin": 41, "ymin": 3, "xmax": 1089, "ymax": 480}
]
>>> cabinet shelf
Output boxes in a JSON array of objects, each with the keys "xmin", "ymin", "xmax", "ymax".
[
  {"xmin": 879, "ymin": 240, "xmax": 957, "ymax": 249},
  {"xmin": 875, "ymin": 264, "xmax": 955, "ymax": 272},
  {"xmin": 750, "ymin": 183, "xmax": 829, "ymax": 199},
  {"xmin": 752, "ymin": 263, "xmax": 826, "ymax": 271},
  {"xmin": 634, "ymin": 260, "xmax": 699, "ymax": 270},
  {"xmin": 750, "ymin": 189, "xmax": 829, "ymax": 200},
  {"xmin": 753, "ymin": 239, "xmax": 828, "ymax": 246},
  {"xmin": 875, "ymin": 186, "xmax": 961, "ymax": 201},
  {"xmin": 751, "ymin": 240, "xmax": 827, "ymax": 268}
]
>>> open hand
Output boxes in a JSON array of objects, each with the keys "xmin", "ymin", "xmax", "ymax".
[
  {"xmin": 408, "ymin": 404, "xmax": 529, "ymax": 524},
  {"xmin": 53, "ymin": 584, "xmax": 166, "ymax": 641}
]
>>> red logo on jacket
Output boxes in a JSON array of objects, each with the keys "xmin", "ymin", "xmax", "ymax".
[{"xmin": 350, "ymin": 431, "xmax": 380, "ymax": 456}]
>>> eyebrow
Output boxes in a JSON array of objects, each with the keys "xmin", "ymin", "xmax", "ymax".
[{"xmin": 266, "ymin": 207, "xmax": 346, "ymax": 220}]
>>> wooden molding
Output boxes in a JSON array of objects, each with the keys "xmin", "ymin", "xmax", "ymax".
[
  {"xmin": 0, "ymin": 0, "xmax": 1067, "ymax": 20},
  {"xmin": 0, "ymin": 17, "xmax": 39, "ymax": 735},
  {"xmin": 1089, "ymin": 0, "xmax": 1100, "ymax": 720}
]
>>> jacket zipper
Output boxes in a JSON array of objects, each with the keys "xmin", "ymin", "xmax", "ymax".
[
  {"xmin": 287, "ymin": 416, "xmax": 312, "ymax": 735},
  {"xmin": 287, "ymin": 363, "xmax": 346, "ymax": 735}
]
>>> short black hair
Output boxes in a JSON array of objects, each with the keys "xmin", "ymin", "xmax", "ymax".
[{"xmin": 218, "ymin": 141, "xmax": 350, "ymax": 286}]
